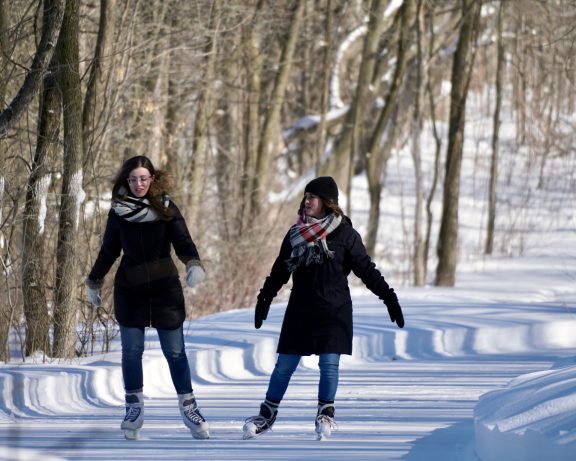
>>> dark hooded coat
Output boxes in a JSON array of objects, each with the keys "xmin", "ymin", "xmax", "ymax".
[
  {"xmin": 260, "ymin": 216, "xmax": 393, "ymax": 355},
  {"xmin": 88, "ymin": 201, "xmax": 200, "ymax": 330}
]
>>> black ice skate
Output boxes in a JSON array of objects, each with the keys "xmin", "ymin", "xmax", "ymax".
[
  {"xmin": 315, "ymin": 403, "xmax": 336, "ymax": 441},
  {"xmin": 242, "ymin": 401, "xmax": 278, "ymax": 439}
]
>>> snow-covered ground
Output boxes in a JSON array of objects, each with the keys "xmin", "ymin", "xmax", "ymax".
[
  {"xmin": 2, "ymin": 92, "xmax": 576, "ymax": 459},
  {"xmin": 1, "ymin": 194, "xmax": 575, "ymax": 460}
]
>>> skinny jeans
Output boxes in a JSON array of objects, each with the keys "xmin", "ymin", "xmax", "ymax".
[
  {"xmin": 265, "ymin": 353, "xmax": 340, "ymax": 403},
  {"xmin": 120, "ymin": 325, "xmax": 193, "ymax": 395}
]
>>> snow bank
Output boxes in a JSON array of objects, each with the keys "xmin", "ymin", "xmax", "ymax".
[{"xmin": 474, "ymin": 364, "xmax": 576, "ymax": 461}]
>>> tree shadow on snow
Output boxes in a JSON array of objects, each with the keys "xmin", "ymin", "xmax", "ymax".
[{"xmin": 402, "ymin": 420, "xmax": 480, "ymax": 461}]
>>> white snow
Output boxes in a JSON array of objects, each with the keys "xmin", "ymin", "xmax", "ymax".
[
  {"xmin": 70, "ymin": 169, "xmax": 86, "ymax": 229},
  {"xmin": 2, "ymin": 84, "xmax": 576, "ymax": 459},
  {"xmin": 1, "ymin": 173, "xmax": 575, "ymax": 459},
  {"xmin": 36, "ymin": 174, "xmax": 52, "ymax": 235}
]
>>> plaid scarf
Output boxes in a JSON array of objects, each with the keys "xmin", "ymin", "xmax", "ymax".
[
  {"xmin": 112, "ymin": 187, "xmax": 169, "ymax": 223},
  {"xmin": 286, "ymin": 213, "xmax": 342, "ymax": 272}
]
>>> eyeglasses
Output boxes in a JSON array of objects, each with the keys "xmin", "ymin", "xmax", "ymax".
[{"xmin": 127, "ymin": 175, "xmax": 152, "ymax": 185}]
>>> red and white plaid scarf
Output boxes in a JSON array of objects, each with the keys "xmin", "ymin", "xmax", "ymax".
[{"xmin": 286, "ymin": 212, "xmax": 342, "ymax": 272}]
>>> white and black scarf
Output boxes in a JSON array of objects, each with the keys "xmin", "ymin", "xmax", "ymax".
[
  {"xmin": 286, "ymin": 213, "xmax": 342, "ymax": 273},
  {"xmin": 112, "ymin": 187, "xmax": 169, "ymax": 223}
]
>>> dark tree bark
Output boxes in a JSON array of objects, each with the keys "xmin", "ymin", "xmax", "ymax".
[
  {"xmin": 82, "ymin": 0, "xmax": 116, "ymax": 169},
  {"xmin": 21, "ymin": 50, "xmax": 61, "ymax": 357},
  {"xmin": 435, "ymin": 0, "xmax": 482, "ymax": 286},
  {"xmin": 0, "ymin": 0, "xmax": 11, "ymax": 361},
  {"xmin": 0, "ymin": 0, "xmax": 65, "ymax": 138},
  {"xmin": 53, "ymin": 0, "xmax": 84, "ymax": 358}
]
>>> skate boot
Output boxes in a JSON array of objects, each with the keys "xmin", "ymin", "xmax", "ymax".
[
  {"xmin": 315, "ymin": 403, "xmax": 336, "ymax": 441},
  {"xmin": 178, "ymin": 393, "xmax": 210, "ymax": 439},
  {"xmin": 242, "ymin": 400, "xmax": 278, "ymax": 439},
  {"xmin": 121, "ymin": 392, "xmax": 144, "ymax": 440}
]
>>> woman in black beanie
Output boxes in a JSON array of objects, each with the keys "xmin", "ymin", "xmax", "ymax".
[{"xmin": 243, "ymin": 176, "xmax": 404, "ymax": 440}]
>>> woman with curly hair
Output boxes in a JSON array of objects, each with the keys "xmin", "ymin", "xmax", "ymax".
[{"xmin": 86, "ymin": 155, "xmax": 209, "ymax": 440}]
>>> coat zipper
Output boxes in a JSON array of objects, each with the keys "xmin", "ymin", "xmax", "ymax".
[{"xmin": 139, "ymin": 223, "xmax": 152, "ymax": 327}]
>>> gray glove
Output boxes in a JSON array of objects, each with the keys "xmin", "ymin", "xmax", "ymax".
[
  {"xmin": 185, "ymin": 261, "xmax": 206, "ymax": 288},
  {"xmin": 86, "ymin": 277, "xmax": 103, "ymax": 307}
]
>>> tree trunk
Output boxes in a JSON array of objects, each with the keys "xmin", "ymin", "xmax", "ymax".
[
  {"xmin": 82, "ymin": 0, "xmax": 116, "ymax": 169},
  {"xmin": 22, "ymin": 51, "xmax": 61, "ymax": 358},
  {"xmin": 238, "ymin": 0, "xmax": 264, "ymax": 234},
  {"xmin": 485, "ymin": 0, "xmax": 505, "ymax": 255},
  {"xmin": 0, "ymin": 0, "xmax": 65, "ymax": 138},
  {"xmin": 188, "ymin": 0, "xmax": 222, "ymax": 226},
  {"xmin": 424, "ymin": 4, "xmax": 442, "ymax": 281},
  {"xmin": 365, "ymin": 0, "xmax": 416, "ymax": 256},
  {"xmin": 0, "ymin": 0, "xmax": 10, "ymax": 361},
  {"xmin": 249, "ymin": 0, "xmax": 305, "ymax": 220},
  {"xmin": 435, "ymin": 0, "xmax": 481, "ymax": 287},
  {"xmin": 412, "ymin": 0, "xmax": 426, "ymax": 286},
  {"xmin": 53, "ymin": 0, "xmax": 85, "ymax": 358},
  {"xmin": 320, "ymin": 0, "xmax": 390, "ymax": 194},
  {"xmin": 315, "ymin": 0, "xmax": 334, "ymax": 173}
]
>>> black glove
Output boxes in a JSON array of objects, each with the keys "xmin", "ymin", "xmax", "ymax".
[
  {"xmin": 383, "ymin": 288, "xmax": 405, "ymax": 328},
  {"xmin": 255, "ymin": 294, "xmax": 271, "ymax": 329}
]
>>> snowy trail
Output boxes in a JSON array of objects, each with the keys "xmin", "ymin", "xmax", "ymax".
[{"xmin": 1, "ymin": 251, "xmax": 575, "ymax": 461}]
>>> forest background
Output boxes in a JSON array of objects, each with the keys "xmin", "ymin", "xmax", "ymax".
[{"xmin": 0, "ymin": 0, "xmax": 574, "ymax": 360}]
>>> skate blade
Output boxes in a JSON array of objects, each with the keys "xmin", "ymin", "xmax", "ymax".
[
  {"xmin": 124, "ymin": 429, "xmax": 140, "ymax": 440},
  {"xmin": 242, "ymin": 422, "xmax": 258, "ymax": 440},
  {"xmin": 191, "ymin": 428, "xmax": 210, "ymax": 440}
]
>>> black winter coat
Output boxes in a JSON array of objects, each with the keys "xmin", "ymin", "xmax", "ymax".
[
  {"xmin": 88, "ymin": 202, "xmax": 200, "ymax": 329},
  {"xmin": 260, "ymin": 216, "xmax": 393, "ymax": 355}
]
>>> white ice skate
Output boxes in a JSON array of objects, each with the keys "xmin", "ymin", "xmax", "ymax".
[
  {"xmin": 178, "ymin": 393, "xmax": 210, "ymax": 439},
  {"xmin": 121, "ymin": 392, "xmax": 144, "ymax": 440}
]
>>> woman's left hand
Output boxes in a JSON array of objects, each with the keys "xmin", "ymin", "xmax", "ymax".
[{"xmin": 185, "ymin": 262, "xmax": 206, "ymax": 288}]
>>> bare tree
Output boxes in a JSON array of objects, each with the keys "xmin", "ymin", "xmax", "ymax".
[
  {"xmin": 21, "ymin": 50, "xmax": 61, "ymax": 357},
  {"xmin": 0, "ymin": 0, "xmax": 65, "ymax": 138},
  {"xmin": 435, "ymin": 0, "xmax": 481, "ymax": 286},
  {"xmin": 82, "ymin": 0, "xmax": 116, "ymax": 169},
  {"xmin": 485, "ymin": 0, "xmax": 505, "ymax": 255},
  {"xmin": 188, "ymin": 0, "xmax": 222, "ymax": 226},
  {"xmin": 364, "ymin": 0, "xmax": 416, "ymax": 256},
  {"xmin": 249, "ymin": 0, "xmax": 305, "ymax": 220},
  {"xmin": 0, "ymin": 0, "xmax": 11, "ymax": 361},
  {"xmin": 411, "ymin": 0, "xmax": 426, "ymax": 285},
  {"xmin": 53, "ymin": 0, "xmax": 84, "ymax": 358}
]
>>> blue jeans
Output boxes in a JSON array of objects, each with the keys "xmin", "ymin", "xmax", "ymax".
[
  {"xmin": 266, "ymin": 353, "xmax": 340, "ymax": 403},
  {"xmin": 119, "ymin": 325, "xmax": 193, "ymax": 395}
]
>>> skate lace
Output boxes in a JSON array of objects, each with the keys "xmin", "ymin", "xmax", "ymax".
[
  {"xmin": 124, "ymin": 405, "xmax": 141, "ymax": 422},
  {"xmin": 244, "ymin": 414, "xmax": 270, "ymax": 429},
  {"xmin": 316, "ymin": 414, "xmax": 338, "ymax": 431},
  {"xmin": 183, "ymin": 402, "xmax": 205, "ymax": 424}
]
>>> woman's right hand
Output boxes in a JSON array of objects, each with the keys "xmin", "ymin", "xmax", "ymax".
[
  {"xmin": 87, "ymin": 286, "xmax": 102, "ymax": 307},
  {"xmin": 85, "ymin": 277, "xmax": 103, "ymax": 307}
]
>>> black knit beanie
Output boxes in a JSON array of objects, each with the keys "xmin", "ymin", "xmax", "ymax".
[{"xmin": 304, "ymin": 176, "xmax": 339, "ymax": 203}]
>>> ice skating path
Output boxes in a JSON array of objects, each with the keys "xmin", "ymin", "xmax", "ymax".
[{"xmin": 1, "ymin": 254, "xmax": 575, "ymax": 460}]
